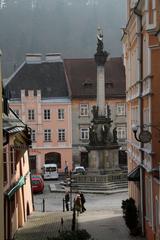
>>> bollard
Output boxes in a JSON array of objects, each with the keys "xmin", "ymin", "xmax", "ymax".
[
  {"xmin": 42, "ymin": 198, "xmax": 45, "ymax": 212},
  {"xmin": 63, "ymin": 198, "xmax": 65, "ymax": 212},
  {"xmin": 71, "ymin": 204, "xmax": 76, "ymax": 231}
]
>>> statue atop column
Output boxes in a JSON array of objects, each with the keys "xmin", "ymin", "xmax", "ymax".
[
  {"xmin": 95, "ymin": 27, "xmax": 108, "ymax": 66},
  {"xmin": 97, "ymin": 27, "xmax": 104, "ymax": 54}
]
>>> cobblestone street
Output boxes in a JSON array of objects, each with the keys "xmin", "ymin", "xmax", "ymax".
[{"xmin": 14, "ymin": 183, "xmax": 146, "ymax": 240}]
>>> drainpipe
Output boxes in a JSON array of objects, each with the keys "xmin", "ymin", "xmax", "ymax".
[
  {"xmin": 0, "ymin": 50, "xmax": 4, "ymax": 240},
  {"xmin": 134, "ymin": 6, "xmax": 145, "ymax": 236}
]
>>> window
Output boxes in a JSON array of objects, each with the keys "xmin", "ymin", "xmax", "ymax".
[
  {"xmin": 44, "ymin": 109, "xmax": 50, "ymax": 120},
  {"xmin": 3, "ymin": 149, "xmax": 7, "ymax": 183},
  {"xmin": 116, "ymin": 103, "xmax": 125, "ymax": 116},
  {"xmin": 155, "ymin": 196, "xmax": 159, "ymax": 232},
  {"xmin": 80, "ymin": 128, "xmax": 89, "ymax": 140},
  {"xmin": 10, "ymin": 147, "xmax": 15, "ymax": 175},
  {"xmin": 117, "ymin": 126, "xmax": 126, "ymax": 139},
  {"xmin": 58, "ymin": 109, "xmax": 64, "ymax": 120},
  {"xmin": 58, "ymin": 129, "xmax": 65, "ymax": 141},
  {"xmin": 14, "ymin": 109, "xmax": 19, "ymax": 117},
  {"xmin": 105, "ymin": 105, "xmax": 111, "ymax": 118},
  {"xmin": 28, "ymin": 109, "xmax": 35, "ymax": 120},
  {"xmin": 44, "ymin": 129, "xmax": 51, "ymax": 142},
  {"xmin": 80, "ymin": 104, "xmax": 89, "ymax": 116},
  {"xmin": 31, "ymin": 130, "xmax": 36, "ymax": 142},
  {"xmin": 145, "ymin": 176, "xmax": 153, "ymax": 225}
]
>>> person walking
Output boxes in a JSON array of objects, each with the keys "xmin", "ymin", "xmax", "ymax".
[
  {"xmin": 80, "ymin": 191, "xmax": 86, "ymax": 212},
  {"xmin": 65, "ymin": 191, "xmax": 70, "ymax": 211},
  {"xmin": 74, "ymin": 192, "xmax": 82, "ymax": 216},
  {"xmin": 64, "ymin": 161, "xmax": 69, "ymax": 177}
]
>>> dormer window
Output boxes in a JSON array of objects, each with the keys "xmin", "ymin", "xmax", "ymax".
[
  {"xmin": 105, "ymin": 82, "xmax": 113, "ymax": 88},
  {"xmin": 82, "ymin": 80, "xmax": 92, "ymax": 87}
]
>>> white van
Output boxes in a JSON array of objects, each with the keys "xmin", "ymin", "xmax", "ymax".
[{"xmin": 42, "ymin": 163, "xmax": 59, "ymax": 180}]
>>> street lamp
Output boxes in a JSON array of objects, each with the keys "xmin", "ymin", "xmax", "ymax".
[
  {"xmin": 132, "ymin": 123, "xmax": 160, "ymax": 143},
  {"xmin": 132, "ymin": 124, "xmax": 152, "ymax": 143}
]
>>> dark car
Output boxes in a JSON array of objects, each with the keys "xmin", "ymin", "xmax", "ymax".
[{"xmin": 31, "ymin": 175, "xmax": 44, "ymax": 194}]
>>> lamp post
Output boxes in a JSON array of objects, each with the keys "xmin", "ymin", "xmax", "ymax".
[
  {"xmin": 132, "ymin": 123, "xmax": 160, "ymax": 143},
  {"xmin": 132, "ymin": 124, "xmax": 152, "ymax": 143}
]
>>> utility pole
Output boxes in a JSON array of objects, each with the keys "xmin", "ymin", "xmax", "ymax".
[{"xmin": 0, "ymin": 49, "xmax": 4, "ymax": 240}]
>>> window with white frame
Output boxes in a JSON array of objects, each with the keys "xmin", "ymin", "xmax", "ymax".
[
  {"xmin": 58, "ymin": 129, "xmax": 65, "ymax": 141},
  {"xmin": 14, "ymin": 109, "xmax": 19, "ymax": 117},
  {"xmin": 80, "ymin": 104, "xmax": 89, "ymax": 116},
  {"xmin": 117, "ymin": 126, "xmax": 126, "ymax": 139},
  {"xmin": 145, "ymin": 176, "xmax": 153, "ymax": 224},
  {"xmin": 155, "ymin": 196, "xmax": 159, "ymax": 232},
  {"xmin": 31, "ymin": 130, "xmax": 36, "ymax": 142},
  {"xmin": 44, "ymin": 109, "xmax": 50, "ymax": 120},
  {"xmin": 44, "ymin": 129, "xmax": 51, "ymax": 142},
  {"xmin": 116, "ymin": 103, "xmax": 126, "ymax": 116},
  {"xmin": 28, "ymin": 109, "xmax": 35, "ymax": 120},
  {"xmin": 80, "ymin": 128, "xmax": 89, "ymax": 140},
  {"xmin": 131, "ymin": 105, "xmax": 139, "ymax": 126},
  {"xmin": 58, "ymin": 109, "xmax": 64, "ymax": 120},
  {"xmin": 143, "ymin": 107, "xmax": 149, "ymax": 125}
]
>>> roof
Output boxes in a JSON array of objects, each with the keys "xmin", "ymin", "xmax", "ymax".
[
  {"xmin": 6, "ymin": 61, "xmax": 69, "ymax": 99},
  {"xmin": 64, "ymin": 57, "xmax": 126, "ymax": 99},
  {"xmin": 3, "ymin": 108, "xmax": 26, "ymax": 132},
  {"xmin": 128, "ymin": 165, "xmax": 140, "ymax": 181}
]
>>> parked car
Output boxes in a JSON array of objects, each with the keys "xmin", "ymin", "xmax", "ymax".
[
  {"xmin": 31, "ymin": 175, "xmax": 44, "ymax": 194},
  {"xmin": 72, "ymin": 166, "xmax": 86, "ymax": 175}
]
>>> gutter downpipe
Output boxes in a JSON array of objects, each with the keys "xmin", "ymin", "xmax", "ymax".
[
  {"xmin": 134, "ymin": 6, "xmax": 145, "ymax": 236},
  {"xmin": 0, "ymin": 50, "xmax": 4, "ymax": 240}
]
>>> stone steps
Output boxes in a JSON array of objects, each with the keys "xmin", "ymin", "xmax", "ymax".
[{"xmin": 72, "ymin": 181, "xmax": 128, "ymax": 191}]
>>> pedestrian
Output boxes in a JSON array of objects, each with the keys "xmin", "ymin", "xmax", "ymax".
[
  {"xmin": 65, "ymin": 191, "xmax": 70, "ymax": 211},
  {"xmin": 64, "ymin": 161, "xmax": 69, "ymax": 176},
  {"xmin": 74, "ymin": 192, "xmax": 82, "ymax": 216},
  {"xmin": 80, "ymin": 191, "xmax": 86, "ymax": 212}
]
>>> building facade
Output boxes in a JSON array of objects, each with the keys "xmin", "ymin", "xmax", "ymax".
[
  {"xmin": 0, "ymin": 50, "xmax": 4, "ymax": 240},
  {"xmin": 3, "ymin": 107, "xmax": 33, "ymax": 240},
  {"xmin": 64, "ymin": 57, "xmax": 127, "ymax": 168},
  {"xmin": 122, "ymin": 0, "xmax": 160, "ymax": 239},
  {"xmin": 6, "ymin": 54, "xmax": 72, "ymax": 174}
]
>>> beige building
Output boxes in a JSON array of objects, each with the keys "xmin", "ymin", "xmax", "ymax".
[{"xmin": 64, "ymin": 57, "xmax": 127, "ymax": 168}]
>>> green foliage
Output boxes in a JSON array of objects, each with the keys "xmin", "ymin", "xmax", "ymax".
[
  {"xmin": 47, "ymin": 229, "xmax": 94, "ymax": 240},
  {"xmin": 121, "ymin": 197, "xmax": 141, "ymax": 236}
]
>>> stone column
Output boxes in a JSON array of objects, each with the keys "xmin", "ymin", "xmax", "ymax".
[
  {"xmin": 94, "ymin": 28, "xmax": 108, "ymax": 116},
  {"xmin": 97, "ymin": 65, "xmax": 105, "ymax": 115}
]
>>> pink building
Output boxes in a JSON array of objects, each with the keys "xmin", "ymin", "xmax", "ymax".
[
  {"xmin": 3, "ymin": 107, "xmax": 33, "ymax": 240},
  {"xmin": 6, "ymin": 54, "xmax": 72, "ymax": 173}
]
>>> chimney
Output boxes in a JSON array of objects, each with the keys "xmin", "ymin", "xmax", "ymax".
[
  {"xmin": 26, "ymin": 53, "xmax": 42, "ymax": 63},
  {"xmin": 45, "ymin": 53, "xmax": 62, "ymax": 63}
]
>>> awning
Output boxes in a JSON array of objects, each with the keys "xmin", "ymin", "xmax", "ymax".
[
  {"xmin": 128, "ymin": 166, "xmax": 140, "ymax": 181},
  {"xmin": 5, "ymin": 176, "xmax": 26, "ymax": 200}
]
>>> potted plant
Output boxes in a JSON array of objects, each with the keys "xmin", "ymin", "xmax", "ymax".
[{"xmin": 121, "ymin": 197, "xmax": 141, "ymax": 236}]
